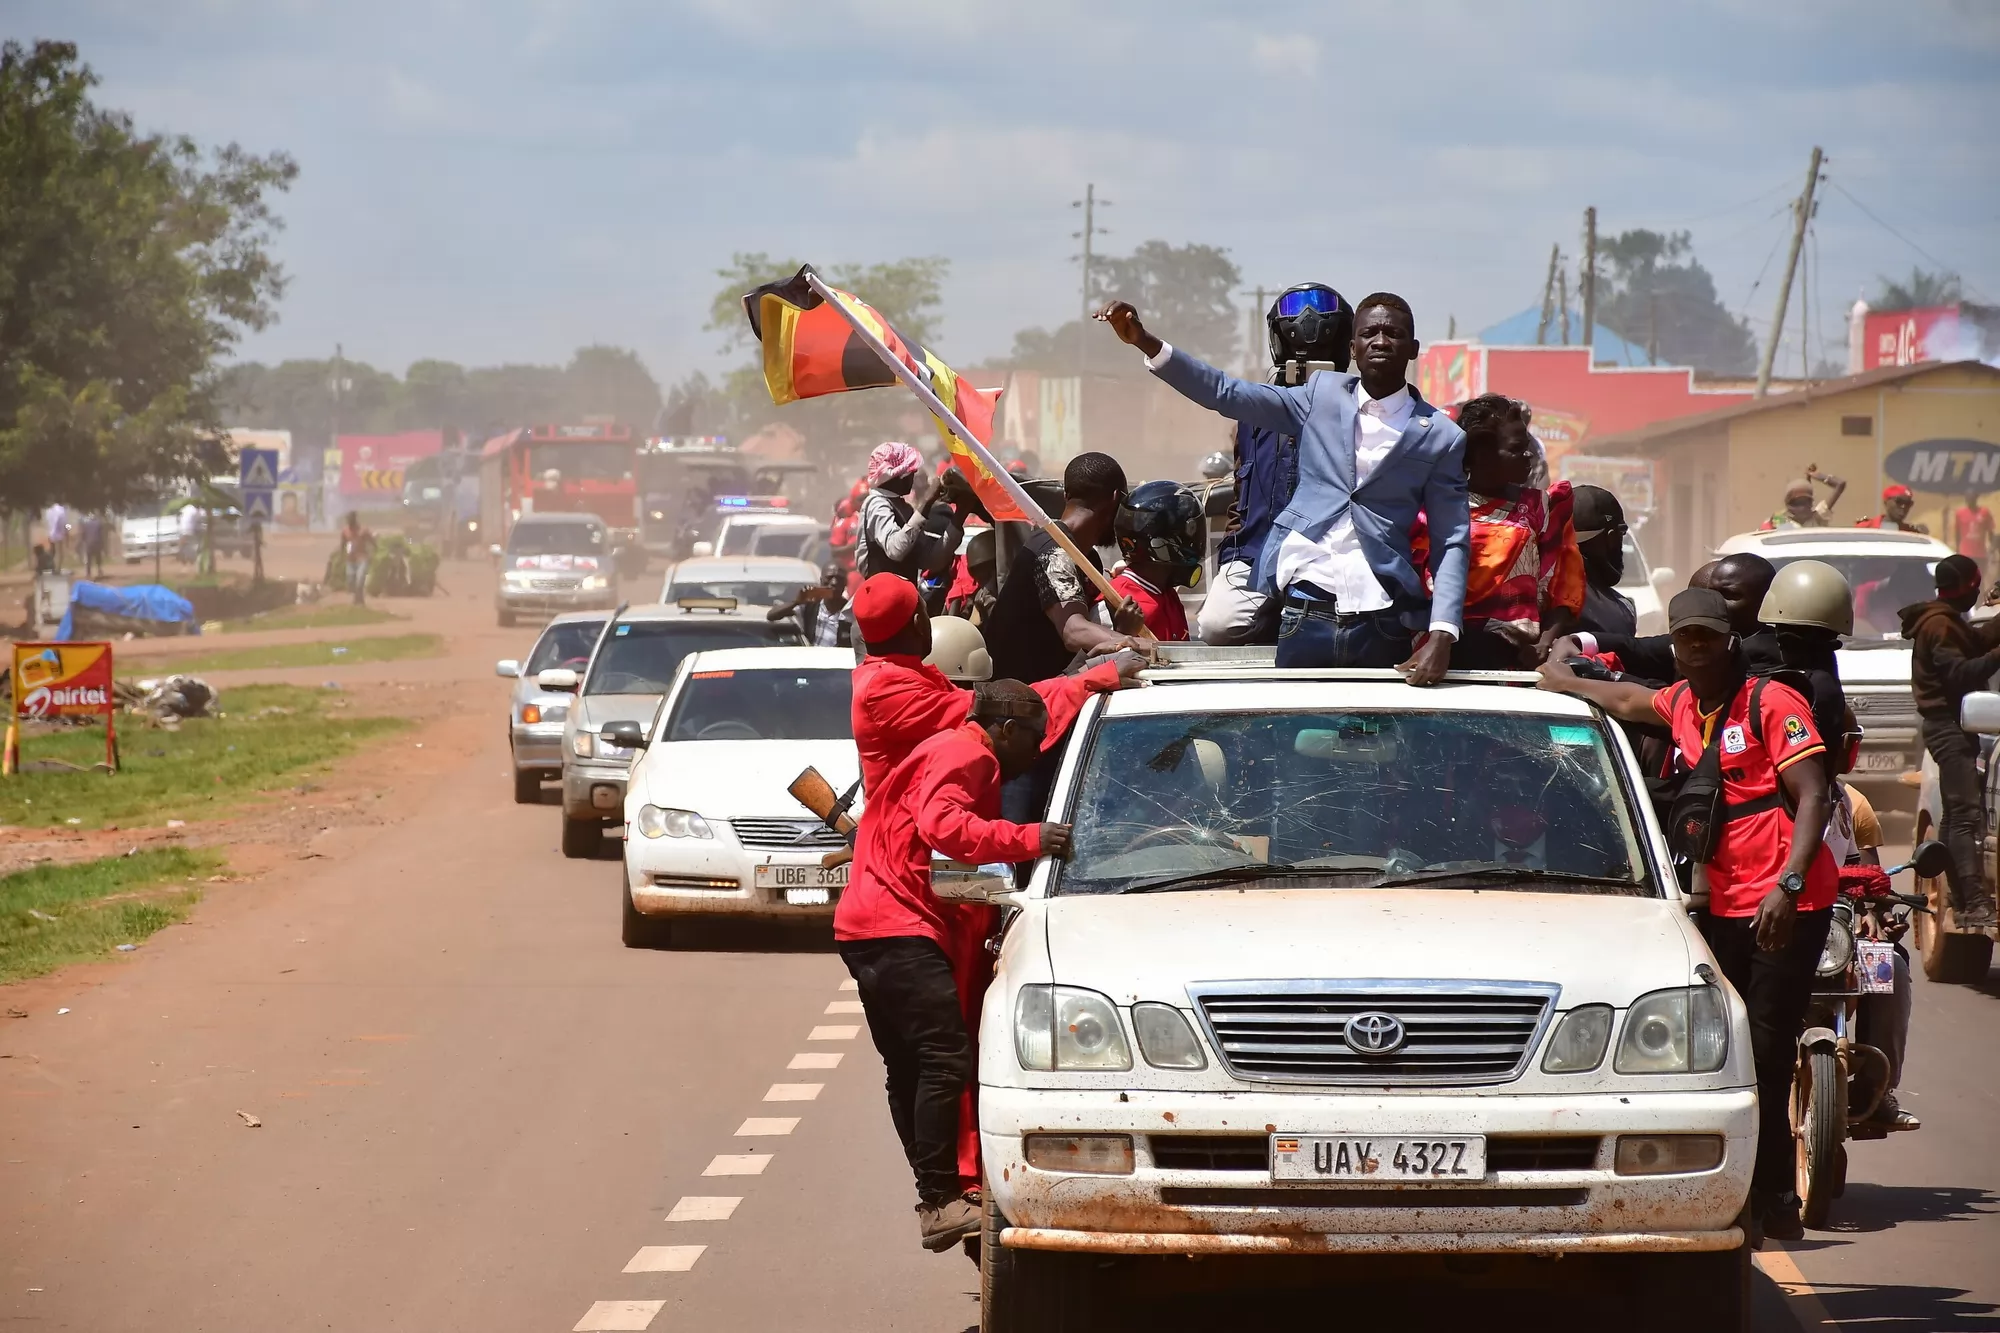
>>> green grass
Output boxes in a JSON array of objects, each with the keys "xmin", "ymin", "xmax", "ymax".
[
  {"xmin": 219, "ymin": 604, "xmax": 404, "ymax": 634},
  {"xmin": 1, "ymin": 684, "xmax": 408, "ymax": 830},
  {"xmin": 0, "ymin": 847, "xmax": 224, "ymax": 983},
  {"xmin": 131, "ymin": 632, "xmax": 442, "ymax": 674}
]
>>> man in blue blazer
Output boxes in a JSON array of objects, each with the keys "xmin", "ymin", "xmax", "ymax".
[{"xmin": 1099, "ymin": 294, "xmax": 1469, "ymax": 684}]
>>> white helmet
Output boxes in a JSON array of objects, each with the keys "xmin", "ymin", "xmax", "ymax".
[{"xmin": 925, "ymin": 615, "xmax": 991, "ymax": 682}]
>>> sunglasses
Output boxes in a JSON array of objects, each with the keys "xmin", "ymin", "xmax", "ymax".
[{"xmin": 1275, "ymin": 287, "xmax": 1342, "ymax": 318}]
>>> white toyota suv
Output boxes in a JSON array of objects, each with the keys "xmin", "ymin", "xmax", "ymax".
[{"xmin": 976, "ymin": 665, "xmax": 1757, "ymax": 1330}]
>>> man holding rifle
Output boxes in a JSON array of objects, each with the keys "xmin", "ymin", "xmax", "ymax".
[{"xmin": 1099, "ymin": 294, "xmax": 1470, "ymax": 683}]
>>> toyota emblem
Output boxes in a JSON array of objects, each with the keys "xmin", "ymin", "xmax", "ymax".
[{"xmin": 1344, "ymin": 1011, "xmax": 1406, "ymax": 1055}]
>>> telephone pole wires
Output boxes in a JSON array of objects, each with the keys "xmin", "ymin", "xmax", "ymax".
[{"xmin": 1756, "ymin": 146, "xmax": 1824, "ymax": 397}]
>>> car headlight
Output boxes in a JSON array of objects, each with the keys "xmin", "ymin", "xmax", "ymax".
[
  {"xmin": 1541, "ymin": 1004, "xmax": 1614, "ymax": 1073},
  {"xmin": 580, "ymin": 575, "xmax": 609, "ymax": 590},
  {"xmin": 1014, "ymin": 985, "xmax": 1132, "ymax": 1071},
  {"xmin": 1614, "ymin": 987, "xmax": 1728, "ymax": 1074},
  {"xmin": 571, "ymin": 730, "xmax": 593, "ymax": 757},
  {"xmin": 636, "ymin": 805, "xmax": 713, "ymax": 839},
  {"xmin": 1132, "ymin": 1002, "xmax": 1206, "ymax": 1069},
  {"xmin": 504, "ymin": 570, "xmax": 531, "ymax": 585}
]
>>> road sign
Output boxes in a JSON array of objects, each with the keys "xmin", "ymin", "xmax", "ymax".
[
  {"xmin": 239, "ymin": 448, "xmax": 279, "ymax": 490},
  {"xmin": 243, "ymin": 491, "xmax": 275, "ymax": 521}
]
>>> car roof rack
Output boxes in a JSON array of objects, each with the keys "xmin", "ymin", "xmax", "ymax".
[{"xmin": 676, "ymin": 595, "xmax": 740, "ymax": 613}]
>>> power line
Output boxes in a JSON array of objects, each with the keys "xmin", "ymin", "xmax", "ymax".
[
  {"xmin": 1826, "ymin": 179, "xmax": 1990, "ymax": 301},
  {"xmin": 1654, "ymin": 176, "xmax": 1797, "ymax": 230}
]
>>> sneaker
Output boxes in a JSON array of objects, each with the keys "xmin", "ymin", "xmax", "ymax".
[
  {"xmin": 918, "ymin": 1194, "xmax": 982, "ymax": 1252},
  {"xmin": 1864, "ymin": 1092, "xmax": 1922, "ymax": 1132},
  {"xmin": 1956, "ymin": 898, "xmax": 1998, "ymax": 932},
  {"xmin": 1762, "ymin": 1190, "xmax": 1805, "ymax": 1242}
]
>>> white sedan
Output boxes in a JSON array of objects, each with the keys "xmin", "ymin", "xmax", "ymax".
[{"xmin": 613, "ymin": 646, "xmax": 856, "ymax": 946}]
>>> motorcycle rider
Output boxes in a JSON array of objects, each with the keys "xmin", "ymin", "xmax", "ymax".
[
  {"xmin": 1899, "ymin": 554, "xmax": 2000, "ymax": 930},
  {"xmin": 1759, "ymin": 559, "xmax": 1853, "ymax": 780},
  {"xmin": 1195, "ymin": 283, "xmax": 1354, "ymax": 646}
]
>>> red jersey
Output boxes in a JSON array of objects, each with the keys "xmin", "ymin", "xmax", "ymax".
[
  {"xmin": 1652, "ymin": 677, "xmax": 1836, "ymax": 917},
  {"xmin": 1110, "ymin": 568, "xmax": 1189, "ymax": 642},
  {"xmin": 834, "ymin": 722, "xmax": 1043, "ymax": 944}
]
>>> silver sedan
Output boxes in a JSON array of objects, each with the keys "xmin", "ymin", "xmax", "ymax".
[{"xmin": 496, "ymin": 612, "xmax": 608, "ymax": 804}]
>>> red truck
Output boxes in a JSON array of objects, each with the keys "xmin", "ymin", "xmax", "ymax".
[{"xmin": 479, "ymin": 421, "xmax": 638, "ymax": 546}]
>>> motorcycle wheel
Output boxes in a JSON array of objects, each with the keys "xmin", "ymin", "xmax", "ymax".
[{"xmin": 1793, "ymin": 1045, "xmax": 1843, "ymax": 1230}]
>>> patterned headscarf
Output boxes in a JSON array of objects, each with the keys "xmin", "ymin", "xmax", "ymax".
[{"xmin": 866, "ymin": 441, "xmax": 923, "ymax": 487}]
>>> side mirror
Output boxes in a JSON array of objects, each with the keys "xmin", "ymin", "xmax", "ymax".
[
  {"xmin": 537, "ymin": 668, "xmax": 580, "ymax": 692},
  {"xmin": 1909, "ymin": 839, "xmax": 1952, "ymax": 881},
  {"xmin": 488, "ymin": 543, "xmax": 504, "ymax": 558},
  {"xmin": 1962, "ymin": 691, "xmax": 2000, "ymax": 735},
  {"xmin": 600, "ymin": 719, "xmax": 648, "ymax": 750},
  {"xmin": 1649, "ymin": 567, "xmax": 1678, "ymax": 597},
  {"xmin": 690, "ymin": 541, "xmax": 715, "ymax": 557},
  {"xmin": 495, "ymin": 659, "xmax": 520, "ymax": 678}
]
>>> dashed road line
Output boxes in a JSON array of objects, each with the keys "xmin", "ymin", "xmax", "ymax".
[
  {"xmin": 789, "ymin": 1051, "xmax": 843, "ymax": 1069},
  {"xmin": 666, "ymin": 1196, "xmax": 740, "ymax": 1222},
  {"xmin": 765, "ymin": 1082, "xmax": 822, "ymax": 1102},
  {"xmin": 573, "ymin": 1299, "xmax": 665, "ymax": 1331},
  {"xmin": 624, "ymin": 1245, "xmax": 706, "ymax": 1273},
  {"xmin": 839, "ymin": 977, "xmax": 859, "ymax": 991},
  {"xmin": 809, "ymin": 1024, "xmax": 859, "ymax": 1040},
  {"xmin": 824, "ymin": 999, "xmax": 866, "ymax": 1014},
  {"xmin": 703, "ymin": 1152, "xmax": 773, "ymax": 1176},
  {"xmin": 735, "ymin": 1116, "xmax": 799, "ymax": 1136}
]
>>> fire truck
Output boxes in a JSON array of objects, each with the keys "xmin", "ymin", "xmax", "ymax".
[{"xmin": 479, "ymin": 421, "xmax": 639, "ymax": 552}]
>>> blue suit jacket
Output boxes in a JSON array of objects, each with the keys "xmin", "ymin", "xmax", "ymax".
[{"xmin": 1152, "ymin": 348, "xmax": 1471, "ymax": 634}]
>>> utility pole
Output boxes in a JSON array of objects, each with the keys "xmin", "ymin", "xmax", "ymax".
[
  {"xmin": 1237, "ymin": 285, "xmax": 1268, "ymax": 374},
  {"xmin": 1581, "ymin": 206, "xmax": 1597, "ymax": 350},
  {"xmin": 1558, "ymin": 266, "xmax": 1571, "ymax": 345},
  {"xmin": 1070, "ymin": 184, "xmax": 1110, "ymax": 377},
  {"xmin": 1756, "ymin": 146, "xmax": 1824, "ymax": 397},
  {"xmin": 1537, "ymin": 243, "xmax": 1561, "ymax": 344}
]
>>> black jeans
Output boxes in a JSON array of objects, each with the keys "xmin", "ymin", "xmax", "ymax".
[
  {"xmin": 1920, "ymin": 714, "xmax": 1989, "ymax": 912},
  {"xmin": 1699, "ymin": 908, "xmax": 1833, "ymax": 1194},
  {"xmin": 838, "ymin": 936, "xmax": 972, "ymax": 1206}
]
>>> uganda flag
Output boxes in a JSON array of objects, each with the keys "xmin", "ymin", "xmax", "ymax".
[{"xmin": 743, "ymin": 266, "xmax": 1023, "ymax": 521}]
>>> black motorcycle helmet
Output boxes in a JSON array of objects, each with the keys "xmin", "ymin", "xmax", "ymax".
[
  {"xmin": 1267, "ymin": 283, "xmax": 1353, "ymax": 369},
  {"xmin": 1115, "ymin": 480, "xmax": 1207, "ymax": 588}
]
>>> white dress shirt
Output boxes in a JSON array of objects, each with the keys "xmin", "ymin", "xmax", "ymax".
[{"xmin": 1144, "ymin": 342, "xmax": 1455, "ymax": 638}]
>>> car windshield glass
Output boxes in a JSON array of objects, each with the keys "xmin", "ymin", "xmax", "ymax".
[
  {"xmin": 527, "ymin": 621, "xmax": 604, "ymax": 674},
  {"xmin": 667, "ymin": 580, "xmax": 810, "ymax": 607},
  {"xmin": 1055, "ymin": 709, "xmax": 1652, "ymax": 897},
  {"xmin": 1770, "ymin": 553, "xmax": 1936, "ymax": 640},
  {"xmin": 752, "ymin": 530, "xmax": 814, "ymax": 558},
  {"xmin": 508, "ymin": 522, "xmax": 605, "ymax": 557},
  {"xmin": 584, "ymin": 621, "xmax": 801, "ymax": 695},
  {"xmin": 1616, "ymin": 532, "xmax": 1651, "ymax": 589},
  {"xmin": 528, "ymin": 443, "xmax": 632, "ymax": 483},
  {"xmin": 664, "ymin": 668, "xmax": 853, "ymax": 741}
]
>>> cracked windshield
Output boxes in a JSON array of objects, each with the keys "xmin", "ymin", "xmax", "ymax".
[{"xmin": 1058, "ymin": 709, "xmax": 1652, "ymax": 896}]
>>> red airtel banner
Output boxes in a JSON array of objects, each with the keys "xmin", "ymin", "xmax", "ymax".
[{"xmin": 5, "ymin": 640, "xmax": 118, "ymax": 773}]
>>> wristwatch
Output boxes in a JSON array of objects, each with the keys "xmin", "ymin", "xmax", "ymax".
[{"xmin": 1777, "ymin": 870, "xmax": 1806, "ymax": 898}]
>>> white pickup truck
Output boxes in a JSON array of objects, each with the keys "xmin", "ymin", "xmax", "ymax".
[{"xmin": 975, "ymin": 662, "xmax": 1757, "ymax": 1330}]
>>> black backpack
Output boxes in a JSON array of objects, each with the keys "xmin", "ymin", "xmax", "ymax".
[{"xmin": 1657, "ymin": 676, "xmax": 1797, "ymax": 864}]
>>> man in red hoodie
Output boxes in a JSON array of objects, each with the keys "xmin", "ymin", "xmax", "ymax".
[
  {"xmin": 834, "ymin": 679, "xmax": 1068, "ymax": 1253},
  {"xmin": 843, "ymin": 575, "xmax": 1141, "ymax": 1207}
]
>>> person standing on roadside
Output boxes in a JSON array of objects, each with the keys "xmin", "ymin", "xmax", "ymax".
[
  {"xmin": 341, "ymin": 511, "xmax": 375, "ymax": 606},
  {"xmin": 1947, "ymin": 491, "xmax": 1997, "ymax": 567},
  {"xmin": 834, "ymin": 679, "xmax": 1070, "ymax": 1254},
  {"xmin": 1098, "ymin": 294, "xmax": 1469, "ymax": 683},
  {"xmin": 1539, "ymin": 586, "xmax": 1836, "ymax": 1241},
  {"xmin": 80, "ymin": 513, "xmax": 106, "ymax": 579},
  {"xmin": 1899, "ymin": 554, "xmax": 2000, "ymax": 930}
]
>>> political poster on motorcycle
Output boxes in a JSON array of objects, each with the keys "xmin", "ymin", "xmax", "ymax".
[{"xmin": 4, "ymin": 640, "xmax": 119, "ymax": 773}]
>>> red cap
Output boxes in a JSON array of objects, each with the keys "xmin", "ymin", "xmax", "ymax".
[
  {"xmin": 852, "ymin": 574, "xmax": 919, "ymax": 642},
  {"xmin": 1883, "ymin": 484, "xmax": 1913, "ymax": 500}
]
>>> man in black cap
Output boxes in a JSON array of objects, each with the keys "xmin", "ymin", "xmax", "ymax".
[
  {"xmin": 1540, "ymin": 586, "xmax": 1835, "ymax": 1242},
  {"xmin": 1570, "ymin": 485, "xmax": 1637, "ymax": 638}
]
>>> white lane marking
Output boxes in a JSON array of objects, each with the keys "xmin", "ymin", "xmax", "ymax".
[
  {"xmin": 703, "ymin": 1153, "xmax": 772, "ymax": 1176},
  {"xmin": 790, "ymin": 1052, "xmax": 843, "ymax": 1069},
  {"xmin": 735, "ymin": 1116, "xmax": 799, "ymax": 1136},
  {"xmin": 573, "ymin": 1300, "xmax": 664, "ymax": 1331},
  {"xmin": 824, "ymin": 1000, "xmax": 866, "ymax": 1014},
  {"xmin": 765, "ymin": 1083, "xmax": 823, "ymax": 1102},
  {"xmin": 666, "ymin": 1196, "xmax": 740, "ymax": 1222},
  {"xmin": 839, "ymin": 977, "xmax": 858, "ymax": 991},
  {"xmin": 624, "ymin": 1245, "xmax": 706, "ymax": 1273},
  {"xmin": 809, "ymin": 1025, "xmax": 859, "ymax": 1040}
]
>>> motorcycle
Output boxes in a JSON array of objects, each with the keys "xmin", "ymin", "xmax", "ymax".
[{"xmin": 1791, "ymin": 838, "xmax": 1949, "ymax": 1228}]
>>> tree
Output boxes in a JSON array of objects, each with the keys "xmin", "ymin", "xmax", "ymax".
[
  {"xmin": 0, "ymin": 40, "xmax": 296, "ymax": 514},
  {"xmin": 563, "ymin": 345, "xmax": 661, "ymax": 428},
  {"xmin": 1595, "ymin": 229, "xmax": 1756, "ymax": 374},
  {"xmin": 1871, "ymin": 267, "xmax": 1961, "ymax": 313},
  {"xmin": 1091, "ymin": 240, "xmax": 1241, "ymax": 363}
]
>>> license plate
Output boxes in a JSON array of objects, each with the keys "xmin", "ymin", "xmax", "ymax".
[
  {"xmin": 1271, "ymin": 1134, "xmax": 1486, "ymax": 1182},
  {"xmin": 754, "ymin": 863, "xmax": 850, "ymax": 891},
  {"xmin": 1856, "ymin": 751, "xmax": 1906, "ymax": 772}
]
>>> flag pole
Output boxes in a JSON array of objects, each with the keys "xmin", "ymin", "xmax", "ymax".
[{"xmin": 799, "ymin": 269, "xmax": 1144, "ymax": 627}]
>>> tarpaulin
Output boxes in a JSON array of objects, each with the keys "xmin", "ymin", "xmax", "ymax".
[{"xmin": 56, "ymin": 582, "xmax": 198, "ymax": 641}]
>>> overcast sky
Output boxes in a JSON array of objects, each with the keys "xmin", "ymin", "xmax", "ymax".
[{"xmin": 10, "ymin": 0, "xmax": 1998, "ymax": 386}]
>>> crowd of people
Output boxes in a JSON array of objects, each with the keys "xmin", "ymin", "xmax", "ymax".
[{"xmin": 818, "ymin": 284, "xmax": 1999, "ymax": 1256}]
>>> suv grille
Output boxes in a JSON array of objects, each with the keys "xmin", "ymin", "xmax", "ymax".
[
  {"xmin": 729, "ymin": 818, "xmax": 847, "ymax": 851},
  {"xmin": 1192, "ymin": 983, "xmax": 1557, "ymax": 1086},
  {"xmin": 1848, "ymin": 690, "xmax": 1917, "ymax": 727},
  {"xmin": 531, "ymin": 577, "xmax": 579, "ymax": 591}
]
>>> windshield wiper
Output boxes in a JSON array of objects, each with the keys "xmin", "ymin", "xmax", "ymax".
[
  {"xmin": 1367, "ymin": 863, "xmax": 1641, "ymax": 891},
  {"xmin": 1118, "ymin": 863, "xmax": 1342, "ymax": 895}
]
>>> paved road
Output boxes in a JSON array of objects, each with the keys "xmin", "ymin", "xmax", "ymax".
[{"xmin": 3, "ymin": 582, "xmax": 1995, "ymax": 1329}]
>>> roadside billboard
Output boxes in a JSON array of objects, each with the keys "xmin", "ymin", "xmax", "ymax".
[
  {"xmin": 1559, "ymin": 455, "xmax": 1658, "ymax": 516},
  {"xmin": 339, "ymin": 431, "xmax": 443, "ymax": 497},
  {"xmin": 5, "ymin": 641, "xmax": 118, "ymax": 772}
]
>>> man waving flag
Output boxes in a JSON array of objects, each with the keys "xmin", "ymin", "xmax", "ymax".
[{"xmin": 742, "ymin": 266, "xmax": 1023, "ymax": 523}]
